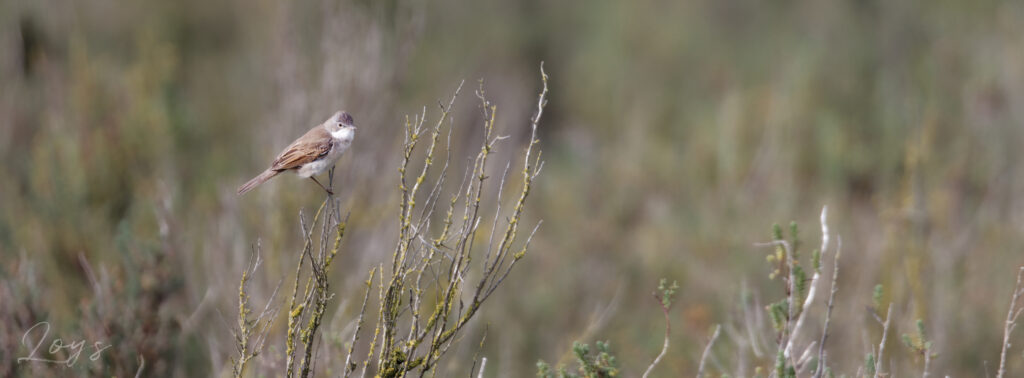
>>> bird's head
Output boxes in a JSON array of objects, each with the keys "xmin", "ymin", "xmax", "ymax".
[{"xmin": 325, "ymin": 111, "xmax": 356, "ymax": 132}]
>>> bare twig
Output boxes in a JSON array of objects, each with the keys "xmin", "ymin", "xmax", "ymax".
[
  {"xmin": 796, "ymin": 341, "xmax": 817, "ymax": 372},
  {"xmin": 923, "ymin": 348, "xmax": 931, "ymax": 378},
  {"xmin": 277, "ymin": 195, "xmax": 348, "ymax": 378},
  {"xmin": 785, "ymin": 206, "xmax": 830, "ymax": 360},
  {"xmin": 813, "ymin": 236, "xmax": 841, "ymax": 378},
  {"xmin": 697, "ymin": 325, "xmax": 722, "ymax": 378},
  {"xmin": 343, "ymin": 268, "xmax": 377, "ymax": 378},
  {"xmin": 643, "ymin": 295, "xmax": 673, "ymax": 378},
  {"xmin": 997, "ymin": 267, "xmax": 1024, "ymax": 378},
  {"xmin": 468, "ymin": 325, "xmax": 490, "ymax": 378},
  {"xmin": 232, "ymin": 241, "xmax": 281, "ymax": 378},
  {"xmin": 134, "ymin": 356, "xmax": 145, "ymax": 378},
  {"xmin": 476, "ymin": 357, "xmax": 487, "ymax": 378},
  {"xmin": 874, "ymin": 304, "xmax": 893, "ymax": 378}
]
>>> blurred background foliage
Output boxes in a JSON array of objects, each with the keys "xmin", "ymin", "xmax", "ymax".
[{"xmin": 3, "ymin": 0, "xmax": 1024, "ymax": 376}]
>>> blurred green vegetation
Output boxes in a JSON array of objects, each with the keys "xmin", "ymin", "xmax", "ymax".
[{"xmin": 3, "ymin": 0, "xmax": 1024, "ymax": 376}]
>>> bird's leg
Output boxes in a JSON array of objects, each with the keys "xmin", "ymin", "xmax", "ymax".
[
  {"xmin": 310, "ymin": 176, "xmax": 333, "ymax": 196},
  {"xmin": 328, "ymin": 166, "xmax": 336, "ymax": 194}
]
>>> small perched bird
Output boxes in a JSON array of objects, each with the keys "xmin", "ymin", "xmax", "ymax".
[{"xmin": 238, "ymin": 111, "xmax": 356, "ymax": 195}]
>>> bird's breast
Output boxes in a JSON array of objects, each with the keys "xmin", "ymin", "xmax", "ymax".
[{"xmin": 296, "ymin": 130, "xmax": 352, "ymax": 178}]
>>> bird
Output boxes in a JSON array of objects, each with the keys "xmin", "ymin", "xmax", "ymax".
[{"xmin": 238, "ymin": 111, "xmax": 356, "ymax": 196}]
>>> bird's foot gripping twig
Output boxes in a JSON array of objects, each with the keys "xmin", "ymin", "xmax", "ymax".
[{"xmin": 310, "ymin": 176, "xmax": 333, "ymax": 196}]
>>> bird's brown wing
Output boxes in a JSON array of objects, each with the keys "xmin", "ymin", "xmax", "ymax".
[{"xmin": 270, "ymin": 126, "xmax": 332, "ymax": 171}]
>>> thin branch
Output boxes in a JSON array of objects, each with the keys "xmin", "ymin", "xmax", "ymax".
[
  {"xmin": 233, "ymin": 240, "xmax": 281, "ymax": 378},
  {"xmin": 923, "ymin": 348, "xmax": 931, "ymax": 378},
  {"xmin": 813, "ymin": 236, "xmax": 841, "ymax": 378},
  {"xmin": 796, "ymin": 341, "xmax": 817, "ymax": 372},
  {"xmin": 468, "ymin": 325, "xmax": 489, "ymax": 378},
  {"xmin": 344, "ymin": 268, "xmax": 377, "ymax": 378},
  {"xmin": 874, "ymin": 304, "xmax": 893, "ymax": 378},
  {"xmin": 643, "ymin": 296, "xmax": 673, "ymax": 378},
  {"xmin": 697, "ymin": 325, "xmax": 722, "ymax": 378},
  {"xmin": 134, "ymin": 356, "xmax": 145, "ymax": 378},
  {"xmin": 476, "ymin": 357, "xmax": 487, "ymax": 378},
  {"xmin": 997, "ymin": 266, "xmax": 1024, "ymax": 378},
  {"xmin": 785, "ymin": 206, "xmax": 829, "ymax": 360}
]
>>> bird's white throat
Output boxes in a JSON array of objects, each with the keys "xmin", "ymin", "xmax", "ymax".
[
  {"xmin": 331, "ymin": 127, "xmax": 355, "ymax": 143},
  {"xmin": 297, "ymin": 127, "xmax": 354, "ymax": 178}
]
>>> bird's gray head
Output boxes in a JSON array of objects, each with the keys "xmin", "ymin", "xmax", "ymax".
[{"xmin": 325, "ymin": 111, "xmax": 356, "ymax": 131}]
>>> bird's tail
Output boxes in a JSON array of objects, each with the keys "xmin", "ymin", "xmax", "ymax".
[{"xmin": 237, "ymin": 170, "xmax": 279, "ymax": 195}]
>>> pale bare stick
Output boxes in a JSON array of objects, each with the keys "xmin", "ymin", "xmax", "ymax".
[
  {"xmin": 874, "ymin": 304, "xmax": 893, "ymax": 378},
  {"xmin": 477, "ymin": 357, "xmax": 487, "ymax": 378},
  {"xmin": 785, "ymin": 206, "xmax": 830, "ymax": 360},
  {"xmin": 923, "ymin": 347, "xmax": 931, "ymax": 378},
  {"xmin": 997, "ymin": 267, "xmax": 1024, "ymax": 378},
  {"xmin": 697, "ymin": 325, "xmax": 722, "ymax": 378},
  {"xmin": 813, "ymin": 236, "xmax": 841, "ymax": 378}
]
